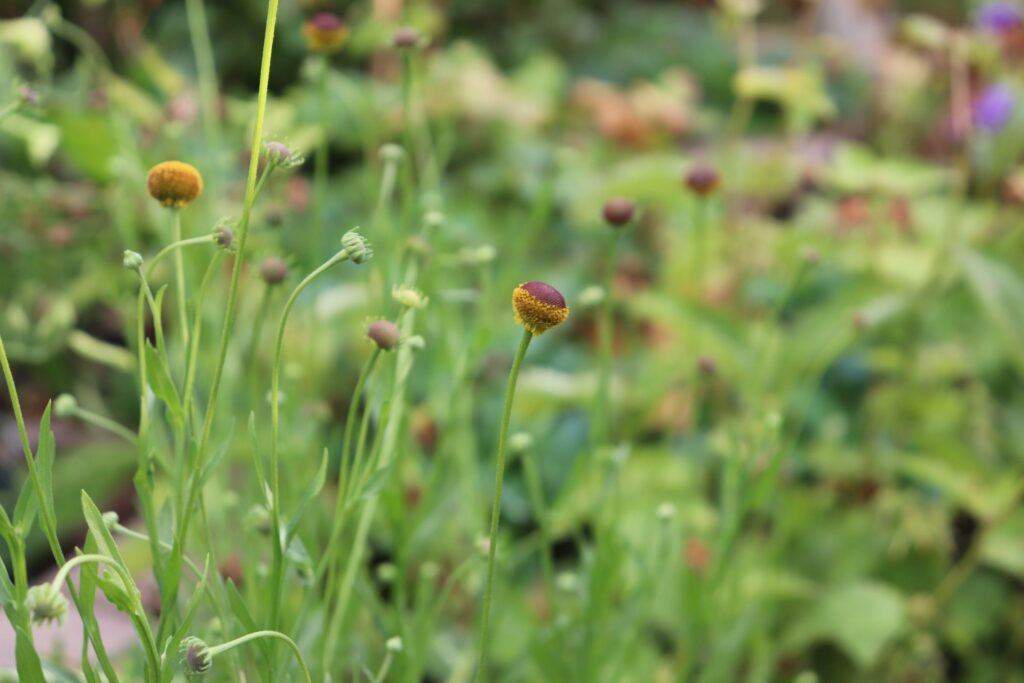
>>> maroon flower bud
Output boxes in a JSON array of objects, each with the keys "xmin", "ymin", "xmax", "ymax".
[
  {"xmin": 602, "ymin": 197, "xmax": 635, "ymax": 227},
  {"xmin": 260, "ymin": 257, "xmax": 289, "ymax": 285},
  {"xmin": 512, "ymin": 282, "xmax": 570, "ymax": 336},
  {"xmin": 393, "ymin": 26, "xmax": 421, "ymax": 49},
  {"xmin": 685, "ymin": 164, "xmax": 721, "ymax": 197},
  {"xmin": 367, "ymin": 319, "xmax": 400, "ymax": 350}
]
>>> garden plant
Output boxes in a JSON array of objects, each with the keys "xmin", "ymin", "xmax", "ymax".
[{"xmin": 2, "ymin": 1, "xmax": 1024, "ymax": 681}]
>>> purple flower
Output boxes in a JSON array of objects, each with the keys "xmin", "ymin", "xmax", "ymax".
[
  {"xmin": 974, "ymin": 84, "xmax": 1016, "ymax": 133},
  {"xmin": 977, "ymin": 2, "xmax": 1023, "ymax": 33}
]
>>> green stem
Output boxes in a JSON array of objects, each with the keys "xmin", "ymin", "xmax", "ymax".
[
  {"xmin": 170, "ymin": 0, "xmax": 280, "ymax": 630},
  {"xmin": 184, "ymin": 0, "xmax": 220, "ymax": 144},
  {"xmin": 68, "ymin": 406, "xmax": 137, "ymax": 444},
  {"xmin": 595, "ymin": 233, "xmax": 619, "ymax": 447},
  {"xmin": 315, "ymin": 56, "xmax": 329, "ymax": 264},
  {"xmin": 521, "ymin": 447, "xmax": 556, "ymax": 616},
  {"xmin": 207, "ymin": 630, "xmax": 312, "ymax": 683},
  {"xmin": 172, "ymin": 209, "xmax": 190, "ymax": 349},
  {"xmin": 268, "ymin": 248, "xmax": 351, "ymax": 628},
  {"xmin": 145, "ymin": 235, "xmax": 214, "ymax": 280},
  {"xmin": 321, "ymin": 346, "xmax": 382, "ymax": 587},
  {"xmin": 476, "ymin": 328, "xmax": 533, "ymax": 682}
]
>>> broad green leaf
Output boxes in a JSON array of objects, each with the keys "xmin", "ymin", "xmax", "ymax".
[
  {"xmin": 784, "ymin": 581, "xmax": 907, "ymax": 668},
  {"xmin": 144, "ymin": 341, "xmax": 183, "ymax": 427},
  {"xmin": 959, "ymin": 246, "xmax": 1024, "ymax": 374},
  {"xmin": 288, "ymin": 448, "xmax": 329, "ymax": 537},
  {"xmin": 80, "ymin": 492, "xmax": 133, "ymax": 597},
  {"xmin": 15, "ymin": 624, "xmax": 47, "ymax": 683}
]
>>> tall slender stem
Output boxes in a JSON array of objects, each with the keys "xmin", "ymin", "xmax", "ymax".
[
  {"xmin": 172, "ymin": 211, "xmax": 190, "ymax": 348},
  {"xmin": 169, "ymin": 0, "xmax": 280, "ymax": 628},
  {"xmin": 314, "ymin": 56, "xmax": 329, "ymax": 265},
  {"xmin": 595, "ymin": 233, "xmax": 619, "ymax": 447},
  {"xmin": 185, "ymin": 0, "xmax": 220, "ymax": 144},
  {"xmin": 476, "ymin": 328, "xmax": 533, "ymax": 682},
  {"xmin": 268, "ymin": 249, "xmax": 350, "ymax": 628}
]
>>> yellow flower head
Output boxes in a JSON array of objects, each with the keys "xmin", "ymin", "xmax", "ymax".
[
  {"xmin": 147, "ymin": 161, "xmax": 203, "ymax": 208},
  {"xmin": 512, "ymin": 282, "xmax": 569, "ymax": 336},
  {"xmin": 303, "ymin": 13, "xmax": 349, "ymax": 54}
]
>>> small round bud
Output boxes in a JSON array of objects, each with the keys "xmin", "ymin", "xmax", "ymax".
[
  {"xmin": 179, "ymin": 636, "xmax": 213, "ymax": 677},
  {"xmin": 512, "ymin": 282, "xmax": 570, "ymax": 336},
  {"xmin": 459, "ymin": 245, "xmax": 497, "ymax": 265},
  {"xmin": 341, "ymin": 230, "xmax": 373, "ymax": 264},
  {"xmin": 697, "ymin": 356, "xmax": 718, "ymax": 376},
  {"xmin": 578, "ymin": 285, "xmax": 605, "ymax": 308},
  {"xmin": 26, "ymin": 583, "xmax": 68, "ymax": 627},
  {"xmin": 264, "ymin": 141, "xmax": 303, "ymax": 169},
  {"xmin": 260, "ymin": 257, "xmax": 289, "ymax": 285},
  {"xmin": 123, "ymin": 250, "xmax": 144, "ymax": 271},
  {"xmin": 54, "ymin": 393, "xmax": 78, "ymax": 417},
  {"xmin": 392, "ymin": 286, "xmax": 427, "ymax": 309},
  {"xmin": 393, "ymin": 26, "xmax": 421, "ymax": 49},
  {"xmin": 556, "ymin": 571, "xmax": 579, "ymax": 593},
  {"xmin": 367, "ymin": 320, "xmax": 401, "ymax": 351},
  {"xmin": 509, "ymin": 432, "xmax": 534, "ymax": 454},
  {"xmin": 376, "ymin": 562, "xmax": 398, "ymax": 583},
  {"xmin": 213, "ymin": 226, "xmax": 234, "ymax": 250},
  {"xmin": 18, "ymin": 85, "xmax": 39, "ymax": 107},
  {"xmin": 602, "ymin": 197, "xmax": 635, "ymax": 227},
  {"xmin": 147, "ymin": 161, "xmax": 204, "ymax": 208},
  {"xmin": 386, "ymin": 636, "xmax": 404, "ymax": 653},
  {"xmin": 101, "ymin": 511, "xmax": 120, "ymax": 530},
  {"xmin": 303, "ymin": 13, "xmax": 349, "ymax": 54},
  {"xmin": 685, "ymin": 164, "xmax": 721, "ymax": 197},
  {"xmin": 379, "ymin": 144, "xmax": 405, "ymax": 164},
  {"xmin": 424, "ymin": 211, "xmax": 445, "ymax": 229},
  {"xmin": 656, "ymin": 502, "xmax": 677, "ymax": 522}
]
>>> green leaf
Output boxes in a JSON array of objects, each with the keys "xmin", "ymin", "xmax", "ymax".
[
  {"xmin": 80, "ymin": 492, "xmax": 132, "ymax": 597},
  {"xmin": 35, "ymin": 402, "xmax": 57, "ymax": 526},
  {"xmin": 0, "ymin": 552, "xmax": 14, "ymax": 609},
  {"xmin": 12, "ymin": 474, "xmax": 37, "ymax": 535},
  {"xmin": 15, "ymin": 624, "xmax": 47, "ymax": 683},
  {"xmin": 200, "ymin": 423, "xmax": 236, "ymax": 486},
  {"xmin": 784, "ymin": 581, "xmax": 907, "ymax": 668},
  {"xmin": 287, "ymin": 448, "xmax": 329, "ymax": 538},
  {"xmin": 357, "ymin": 464, "xmax": 393, "ymax": 501},
  {"xmin": 144, "ymin": 341, "xmax": 183, "ymax": 427},
  {"xmin": 247, "ymin": 411, "xmax": 267, "ymax": 493},
  {"xmin": 959, "ymin": 247, "xmax": 1024, "ymax": 374},
  {"xmin": 981, "ymin": 510, "xmax": 1024, "ymax": 579}
]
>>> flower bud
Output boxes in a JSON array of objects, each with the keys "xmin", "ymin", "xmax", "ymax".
[
  {"xmin": 54, "ymin": 393, "xmax": 78, "ymax": 417},
  {"xmin": 102, "ymin": 511, "xmax": 120, "ymax": 530},
  {"xmin": 259, "ymin": 257, "xmax": 289, "ymax": 285},
  {"xmin": 147, "ymin": 161, "xmax": 204, "ymax": 209},
  {"xmin": 392, "ymin": 286, "xmax": 427, "ymax": 309},
  {"xmin": 26, "ymin": 583, "xmax": 68, "ymax": 627},
  {"xmin": 213, "ymin": 226, "xmax": 234, "ymax": 250},
  {"xmin": 578, "ymin": 285, "xmax": 605, "ymax": 308},
  {"xmin": 367, "ymin": 320, "xmax": 400, "ymax": 351},
  {"xmin": 656, "ymin": 502, "xmax": 677, "ymax": 522},
  {"xmin": 685, "ymin": 164, "xmax": 721, "ymax": 197},
  {"xmin": 341, "ymin": 230, "xmax": 373, "ymax": 264},
  {"xmin": 123, "ymin": 250, "xmax": 144, "ymax": 271},
  {"xmin": 264, "ymin": 141, "xmax": 304, "ymax": 169},
  {"xmin": 303, "ymin": 12, "xmax": 349, "ymax": 54},
  {"xmin": 245, "ymin": 505, "xmax": 272, "ymax": 536},
  {"xmin": 386, "ymin": 636, "xmax": 404, "ymax": 653},
  {"xmin": 393, "ymin": 26, "xmax": 421, "ymax": 49},
  {"xmin": 602, "ymin": 197, "xmax": 635, "ymax": 227},
  {"xmin": 179, "ymin": 636, "xmax": 213, "ymax": 677},
  {"xmin": 405, "ymin": 335, "xmax": 426, "ymax": 351},
  {"xmin": 379, "ymin": 144, "xmax": 405, "ymax": 164},
  {"xmin": 512, "ymin": 282, "xmax": 570, "ymax": 336},
  {"xmin": 509, "ymin": 432, "xmax": 534, "ymax": 453}
]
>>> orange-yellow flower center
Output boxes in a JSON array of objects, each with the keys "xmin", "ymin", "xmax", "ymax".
[
  {"xmin": 147, "ymin": 161, "xmax": 203, "ymax": 208},
  {"xmin": 512, "ymin": 282, "xmax": 569, "ymax": 336}
]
